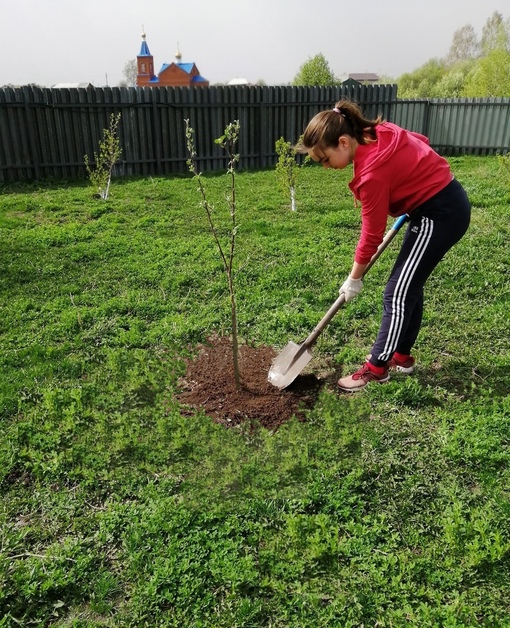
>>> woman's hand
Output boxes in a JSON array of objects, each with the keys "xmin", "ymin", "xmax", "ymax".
[{"xmin": 339, "ymin": 276, "xmax": 363, "ymax": 302}]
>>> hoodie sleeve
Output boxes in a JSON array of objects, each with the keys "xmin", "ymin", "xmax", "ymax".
[{"xmin": 354, "ymin": 178, "xmax": 391, "ymax": 264}]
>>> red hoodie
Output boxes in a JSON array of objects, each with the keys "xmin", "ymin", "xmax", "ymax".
[{"xmin": 349, "ymin": 122, "xmax": 453, "ymax": 264}]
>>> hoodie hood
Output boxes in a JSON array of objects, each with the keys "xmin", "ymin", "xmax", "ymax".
[{"xmin": 349, "ymin": 122, "xmax": 419, "ymax": 196}]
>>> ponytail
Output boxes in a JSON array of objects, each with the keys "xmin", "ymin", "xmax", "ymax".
[{"xmin": 296, "ymin": 99, "xmax": 384, "ymax": 153}]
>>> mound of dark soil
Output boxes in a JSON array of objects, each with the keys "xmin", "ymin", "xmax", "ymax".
[{"xmin": 177, "ymin": 335, "xmax": 333, "ymax": 430}]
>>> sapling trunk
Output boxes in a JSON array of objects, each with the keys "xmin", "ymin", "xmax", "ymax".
[
  {"xmin": 290, "ymin": 186, "xmax": 296, "ymax": 212},
  {"xmin": 225, "ymin": 136, "xmax": 241, "ymax": 389},
  {"xmin": 185, "ymin": 120, "xmax": 242, "ymax": 390}
]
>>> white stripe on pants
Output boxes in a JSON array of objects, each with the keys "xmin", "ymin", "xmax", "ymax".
[{"xmin": 378, "ymin": 216, "xmax": 433, "ymax": 362}]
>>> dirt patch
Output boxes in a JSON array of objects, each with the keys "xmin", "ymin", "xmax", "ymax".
[{"xmin": 177, "ymin": 335, "xmax": 336, "ymax": 430}]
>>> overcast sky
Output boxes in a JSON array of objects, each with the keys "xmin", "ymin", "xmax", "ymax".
[{"xmin": 3, "ymin": 0, "xmax": 508, "ymax": 87}]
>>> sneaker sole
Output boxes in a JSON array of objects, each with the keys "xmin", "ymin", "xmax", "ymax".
[{"xmin": 337, "ymin": 374, "xmax": 390, "ymax": 393}]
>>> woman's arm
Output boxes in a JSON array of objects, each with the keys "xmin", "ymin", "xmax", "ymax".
[{"xmin": 349, "ymin": 261, "xmax": 368, "ymax": 280}]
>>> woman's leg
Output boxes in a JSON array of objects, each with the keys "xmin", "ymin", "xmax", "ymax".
[
  {"xmin": 395, "ymin": 289, "xmax": 423, "ymax": 355},
  {"xmin": 370, "ymin": 179, "xmax": 470, "ymax": 367},
  {"xmin": 338, "ymin": 179, "xmax": 470, "ymax": 391}
]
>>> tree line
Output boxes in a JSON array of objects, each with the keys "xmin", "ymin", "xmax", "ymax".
[{"xmin": 291, "ymin": 11, "xmax": 510, "ymax": 98}]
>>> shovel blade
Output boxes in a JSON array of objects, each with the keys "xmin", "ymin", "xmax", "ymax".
[{"xmin": 268, "ymin": 341, "xmax": 313, "ymax": 389}]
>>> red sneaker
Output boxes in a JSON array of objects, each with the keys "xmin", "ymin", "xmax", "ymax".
[
  {"xmin": 337, "ymin": 363, "xmax": 390, "ymax": 392},
  {"xmin": 366, "ymin": 353, "xmax": 415, "ymax": 375},
  {"xmin": 388, "ymin": 354, "xmax": 415, "ymax": 374}
]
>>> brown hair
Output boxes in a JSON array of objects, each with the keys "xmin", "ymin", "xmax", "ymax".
[{"xmin": 296, "ymin": 99, "xmax": 384, "ymax": 153}]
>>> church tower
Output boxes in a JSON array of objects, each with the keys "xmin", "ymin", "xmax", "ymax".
[{"xmin": 136, "ymin": 31, "xmax": 155, "ymax": 86}]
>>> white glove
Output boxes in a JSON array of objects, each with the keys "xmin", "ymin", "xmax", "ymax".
[{"xmin": 339, "ymin": 276, "xmax": 363, "ymax": 302}]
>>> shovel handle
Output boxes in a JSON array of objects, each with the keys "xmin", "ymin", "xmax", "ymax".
[
  {"xmin": 302, "ymin": 214, "xmax": 409, "ymax": 349},
  {"xmin": 362, "ymin": 213, "xmax": 408, "ymax": 276}
]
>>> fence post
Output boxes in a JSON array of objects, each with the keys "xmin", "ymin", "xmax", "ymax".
[
  {"xmin": 151, "ymin": 90, "xmax": 162, "ymax": 175},
  {"xmin": 422, "ymin": 99, "xmax": 432, "ymax": 140}
]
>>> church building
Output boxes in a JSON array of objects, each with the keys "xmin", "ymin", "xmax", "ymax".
[{"xmin": 136, "ymin": 32, "xmax": 209, "ymax": 87}]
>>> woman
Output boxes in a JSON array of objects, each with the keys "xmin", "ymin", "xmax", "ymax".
[{"xmin": 297, "ymin": 99, "xmax": 471, "ymax": 392}]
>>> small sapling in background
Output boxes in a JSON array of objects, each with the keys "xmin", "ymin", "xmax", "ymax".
[
  {"xmin": 185, "ymin": 119, "xmax": 242, "ymax": 389},
  {"xmin": 498, "ymin": 151, "xmax": 510, "ymax": 187},
  {"xmin": 84, "ymin": 112, "xmax": 122, "ymax": 200},
  {"xmin": 275, "ymin": 136, "xmax": 301, "ymax": 211}
]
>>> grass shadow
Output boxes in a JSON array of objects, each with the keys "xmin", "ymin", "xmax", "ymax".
[{"xmin": 416, "ymin": 364, "xmax": 510, "ymax": 400}]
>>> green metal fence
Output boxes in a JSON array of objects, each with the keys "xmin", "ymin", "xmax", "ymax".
[
  {"xmin": 392, "ymin": 98, "xmax": 510, "ymax": 155},
  {"xmin": 0, "ymin": 85, "xmax": 508, "ymax": 184}
]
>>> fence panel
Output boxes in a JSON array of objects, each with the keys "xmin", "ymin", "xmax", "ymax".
[
  {"xmin": 390, "ymin": 100, "xmax": 429, "ymax": 134},
  {"xmin": 428, "ymin": 98, "xmax": 510, "ymax": 155},
  {"xmin": 0, "ymin": 84, "xmax": 399, "ymax": 183},
  {"xmin": 0, "ymin": 86, "xmax": 509, "ymax": 184}
]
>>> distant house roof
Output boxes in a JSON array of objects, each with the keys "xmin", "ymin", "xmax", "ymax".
[
  {"xmin": 227, "ymin": 78, "xmax": 249, "ymax": 86},
  {"xmin": 348, "ymin": 73, "xmax": 379, "ymax": 82},
  {"xmin": 52, "ymin": 83, "xmax": 93, "ymax": 88},
  {"xmin": 342, "ymin": 78, "xmax": 361, "ymax": 86}
]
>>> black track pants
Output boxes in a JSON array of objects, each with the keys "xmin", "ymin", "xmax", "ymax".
[{"xmin": 370, "ymin": 178, "xmax": 471, "ymax": 366}]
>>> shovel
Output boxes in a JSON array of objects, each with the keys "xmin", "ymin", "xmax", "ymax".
[{"xmin": 268, "ymin": 214, "xmax": 409, "ymax": 389}]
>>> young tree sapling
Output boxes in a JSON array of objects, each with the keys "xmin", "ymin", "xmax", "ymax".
[
  {"xmin": 84, "ymin": 112, "xmax": 122, "ymax": 200},
  {"xmin": 185, "ymin": 119, "xmax": 242, "ymax": 389},
  {"xmin": 275, "ymin": 136, "xmax": 301, "ymax": 211}
]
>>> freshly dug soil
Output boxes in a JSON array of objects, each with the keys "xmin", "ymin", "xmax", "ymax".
[{"xmin": 177, "ymin": 335, "xmax": 335, "ymax": 430}]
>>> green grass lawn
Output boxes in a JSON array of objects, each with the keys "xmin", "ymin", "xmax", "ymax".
[{"xmin": 1, "ymin": 157, "xmax": 509, "ymax": 627}]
